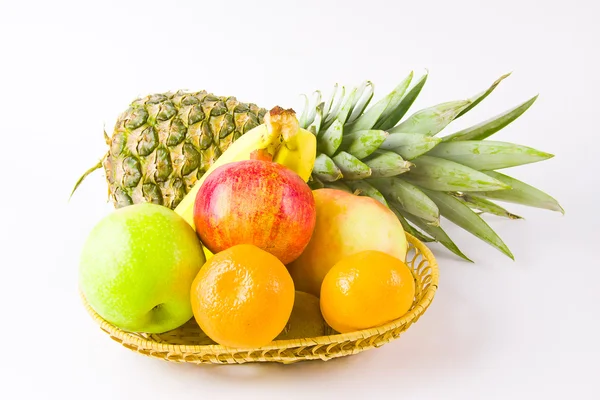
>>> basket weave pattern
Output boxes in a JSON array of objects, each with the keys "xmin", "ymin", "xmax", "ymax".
[{"xmin": 82, "ymin": 233, "xmax": 438, "ymax": 364}]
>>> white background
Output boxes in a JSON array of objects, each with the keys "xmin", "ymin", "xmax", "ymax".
[{"xmin": 1, "ymin": 1, "xmax": 599, "ymax": 399}]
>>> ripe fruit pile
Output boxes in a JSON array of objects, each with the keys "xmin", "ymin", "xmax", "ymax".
[
  {"xmin": 79, "ymin": 108, "xmax": 417, "ymax": 348},
  {"xmin": 72, "ymin": 73, "xmax": 562, "ymax": 262}
]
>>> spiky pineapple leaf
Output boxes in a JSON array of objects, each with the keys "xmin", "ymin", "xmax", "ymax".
[
  {"xmin": 422, "ymin": 189, "xmax": 514, "ymax": 259},
  {"xmin": 369, "ymin": 177, "xmax": 439, "ymax": 224},
  {"xmin": 313, "ymin": 153, "xmax": 343, "ymax": 182},
  {"xmin": 345, "ymin": 93, "xmax": 392, "ymax": 134},
  {"xmin": 403, "ymin": 155, "xmax": 510, "ymax": 192},
  {"xmin": 442, "ymin": 95, "xmax": 538, "ymax": 142},
  {"xmin": 453, "ymin": 193, "xmax": 523, "ymax": 219},
  {"xmin": 304, "ymin": 91, "xmax": 322, "ymax": 127},
  {"xmin": 70, "ymin": 159, "xmax": 104, "ymax": 199},
  {"xmin": 389, "ymin": 205, "xmax": 436, "ymax": 243},
  {"xmin": 395, "ymin": 138, "xmax": 442, "ymax": 160},
  {"xmin": 332, "ymin": 151, "xmax": 372, "ymax": 180},
  {"xmin": 473, "ymin": 171, "xmax": 564, "ymax": 213},
  {"xmin": 347, "ymin": 81, "xmax": 374, "ymax": 124},
  {"xmin": 371, "ymin": 72, "xmax": 413, "ymax": 129},
  {"xmin": 298, "ymin": 94, "xmax": 310, "ymax": 128},
  {"xmin": 373, "ymin": 72, "xmax": 414, "ymax": 130},
  {"xmin": 340, "ymin": 130, "xmax": 389, "ymax": 159},
  {"xmin": 322, "ymin": 84, "xmax": 339, "ymax": 117},
  {"xmin": 389, "ymin": 100, "xmax": 471, "ymax": 136},
  {"xmin": 346, "ymin": 180, "xmax": 388, "ymax": 206},
  {"xmin": 427, "ymin": 140, "xmax": 554, "ymax": 170},
  {"xmin": 322, "ymin": 85, "xmax": 344, "ymax": 129},
  {"xmin": 346, "ymin": 82, "xmax": 369, "ymax": 120},
  {"xmin": 317, "ymin": 119, "xmax": 343, "ymax": 156},
  {"xmin": 380, "ymin": 132, "xmax": 430, "ymax": 149},
  {"xmin": 376, "ymin": 72, "xmax": 428, "ymax": 130},
  {"xmin": 308, "ymin": 103, "xmax": 324, "ymax": 135},
  {"xmin": 397, "ymin": 208, "xmax": 473, "ymax": 262},
  {"xmin": 374, "ymin": 71, "xmax": 413, "ymax": 126},
  {"xmin": 363, "ymin": 150, "xmax": 412, "ymax": 178},
  {"xmin": 455, "ymin": 73, "xmax": 512, "ymax": 119},
  {"xmin": 335, "ymin": 87, "xmax": 358, "ymax": 125},
  {"xmin": 380, "ymin": 132, "xmax": 442, "ymax": 159}
]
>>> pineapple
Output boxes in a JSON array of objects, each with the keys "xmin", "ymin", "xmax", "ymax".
[
  {"xmin": 299, "ymin": 72, "xmax": 562, "ymax": 261},
  {"xmin": 73, "ymin": 73, "xmax": 562, "ymax": 261},
  {"xmin": 72, "ymin": 90, "xmax": 266, "ymax": 209}
]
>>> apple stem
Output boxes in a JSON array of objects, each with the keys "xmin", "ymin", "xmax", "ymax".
[{"xmin": 250, "ymin": 148, "xmax": 274, "ymax": 162}]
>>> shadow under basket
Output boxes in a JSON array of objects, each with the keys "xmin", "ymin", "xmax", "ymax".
[{"xmin": 81, "ymin": 233, "xmax": 439, "ymax": 365}]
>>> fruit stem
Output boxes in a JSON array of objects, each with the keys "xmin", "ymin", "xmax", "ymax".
[{"xmin": 264, "ymin": 106, "xmax": 300, "ymax": 153}]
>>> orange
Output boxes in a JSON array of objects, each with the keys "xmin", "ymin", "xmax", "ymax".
[
  {"xmin": 190, "ymin": 244, "xmax": 295, "ymax": 348},
  {"xmin": 320, "ymin": 250, "xmax": 415, "ymax": 333}
]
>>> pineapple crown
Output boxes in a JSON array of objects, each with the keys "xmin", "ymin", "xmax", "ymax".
[{"xmin": 298, "ymin": 72, "xmax": 562, "ymax": 261}]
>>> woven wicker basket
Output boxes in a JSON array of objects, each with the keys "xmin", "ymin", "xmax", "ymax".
[{"xmin": 82, "ymin": 233, "xmax": 438, "ymax": 364}]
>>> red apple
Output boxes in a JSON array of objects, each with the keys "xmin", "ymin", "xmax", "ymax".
[{"xmin": 193, "ymin": 159, "xmax": 316, "ymax": 264}]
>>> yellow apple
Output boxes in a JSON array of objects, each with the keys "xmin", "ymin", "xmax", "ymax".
[{"xmin": 287, "ymin": 189, "xmax": 408, "ymax": 297}]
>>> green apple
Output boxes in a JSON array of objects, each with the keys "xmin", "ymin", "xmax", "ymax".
[{"xmin": 79, "ymin": 203, "xmax": 205, "ymax": 333}]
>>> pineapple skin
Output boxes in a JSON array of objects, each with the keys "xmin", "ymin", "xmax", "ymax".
[{"xmin": 104, "ymin": 91, "xmax": 266, "ymax": 209}]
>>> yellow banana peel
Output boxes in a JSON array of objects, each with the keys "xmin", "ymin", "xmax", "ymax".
[
  {"xmin": 173, "ymin": 106, "xmax": 316, "ymax": 261},
  {"xmin": 273, "ymin": 128, "xmax": 316, "ymax": 182}
]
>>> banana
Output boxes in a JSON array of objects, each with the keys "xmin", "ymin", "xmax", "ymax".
[
  {"xmin": 273, "ymin": 128, "xmax": 316, "ymax": 182},
  {"xmin": 173, "ymin": 106, "xmax": 317, "ymax": 261}
]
